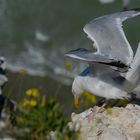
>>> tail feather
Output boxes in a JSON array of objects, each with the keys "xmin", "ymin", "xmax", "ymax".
[{"xmin": 126, "ymin": 42, "xmax": 140, "ymax": 87}]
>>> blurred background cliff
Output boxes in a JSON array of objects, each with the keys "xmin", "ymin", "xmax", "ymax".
[{"xmin": 1, "ymin": 0, "xmax": 140, "ymax": 115}]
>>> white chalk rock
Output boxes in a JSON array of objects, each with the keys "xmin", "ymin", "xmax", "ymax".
[{"xmin": 71, "ymin": 104, "xmax": 140, "ymax": 140}]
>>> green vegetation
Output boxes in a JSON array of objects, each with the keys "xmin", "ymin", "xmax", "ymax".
[{"xmin": 12, "ymin": 88, "xmax": 80, "ymax": 140}]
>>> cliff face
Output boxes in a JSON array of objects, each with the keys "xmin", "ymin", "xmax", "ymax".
[{"xmin": 70, "ymin": 104, "xmax": 140, "ymax": 140}]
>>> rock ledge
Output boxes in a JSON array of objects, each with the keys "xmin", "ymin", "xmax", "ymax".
[{"xmin": 70, "ymin": 104, "xmax": 140, "ymax": 140}]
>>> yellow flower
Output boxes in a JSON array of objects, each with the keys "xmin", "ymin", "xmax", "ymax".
[
  {"xmin": 22, "ymin": 98, "xmax": 30, "ymax": 107},
  {"xmin": 31, "ymin": 88, "xmax": 39, "ymax": 97},
  {"xmin": 26, "ymin": 89, "xmax": 32, "ymax": 96},
  {"xmin": 64, "ymin": 60, "xmax": 72, "ymax": 70},
  {"xmin": 29, "ymin": 99, "xmax": 37, "ymax": 107},
  {"xmin": 25, "ymin": 88, "xmax": 39, "ymax": 97},
  {"xmin": 81, "ymin": 90, "xmax": 97, "ymax": 104},
  {"xmin": 22, "ymin": 98, "xmax": 37, "ymax": 108}
]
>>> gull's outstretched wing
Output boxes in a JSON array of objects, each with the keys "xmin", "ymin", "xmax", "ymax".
[
  {"xmin": 83, "ymin": 8, "xmax": 140, "ymax": 65},
  {"xmin": 126, "ymin": 42, "xmax": 140, "ymax": 87},
  {"xmin": 65, "ymin": 48, "xmax": 113, "ymax": 63},
  {"xmin": 65, "ymin": 48, "xmax": 129, "ymax": 71}
]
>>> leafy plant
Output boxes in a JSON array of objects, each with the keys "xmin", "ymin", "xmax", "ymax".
[{"xmin": 14, "ymin": 88, "xmax": 80, "ymax": 140}]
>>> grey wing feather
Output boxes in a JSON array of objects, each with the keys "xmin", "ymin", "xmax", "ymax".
[
  {"xmin": 65, "ymin": 49, "xmax": 114, "ymax": 63},
  {"xmin": 83, "ymin": 9, "xmax": 140, "ymax": 65},
  {"xmin": 126, "ymin": 42, "xmax": 140, "ymax": 87},
  {"xmin": 88, "ymin": 63, "xmax": 127, "ymax": 89},
  {"xmin": 65, "ymin": 48, "xmax": 129, "ymax": 70}
]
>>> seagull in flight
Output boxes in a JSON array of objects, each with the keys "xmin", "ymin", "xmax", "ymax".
[{"xmin": 65, "ymin": 8, "xmax": 140, "ymax": 110}]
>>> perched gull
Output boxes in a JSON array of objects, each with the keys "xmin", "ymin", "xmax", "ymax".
[
  {"xmin": 72, "ymin": 42, "xmax": 140, "ymax": 109},
  {"xmin": 65, "ymin": 9, "xmax": 140, "ymax": 109}
]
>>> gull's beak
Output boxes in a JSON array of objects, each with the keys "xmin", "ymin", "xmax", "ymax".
[{"xmin": 74, "ymin": 95, "xmax": 79, "ymax": 110}]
